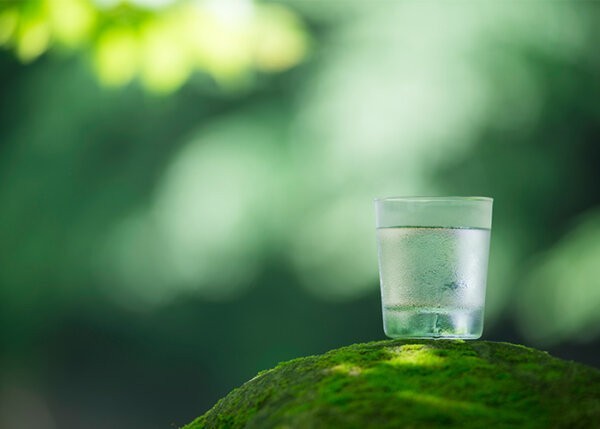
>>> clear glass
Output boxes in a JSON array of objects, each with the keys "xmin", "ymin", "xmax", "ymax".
[{"xmin": 374, "ymin": 196, "xmax": 493, "ymax": 339}]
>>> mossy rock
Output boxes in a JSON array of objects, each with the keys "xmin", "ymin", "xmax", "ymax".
[{"xmin": 183, "ymin": 340, "xmax": 600, "ymax": 428}]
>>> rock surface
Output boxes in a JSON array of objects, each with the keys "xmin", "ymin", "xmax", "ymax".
[{"xmin": 183, "ymin": 340, "xmax": 600, "ymax": 428}]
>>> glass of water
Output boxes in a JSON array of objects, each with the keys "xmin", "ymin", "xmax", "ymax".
[{"xmin": 374, "ymin": 196, "xmax": 493, "ymax": 339}]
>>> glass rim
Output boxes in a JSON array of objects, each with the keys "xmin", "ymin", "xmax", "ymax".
[{"xmin": 374, "ymin": 196, "xmax": 493, "ymax": 203}]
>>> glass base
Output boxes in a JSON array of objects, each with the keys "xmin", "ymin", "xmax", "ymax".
[{"xmin": 383, "ymin": 306, "xmax": 483, "ymax": 339}]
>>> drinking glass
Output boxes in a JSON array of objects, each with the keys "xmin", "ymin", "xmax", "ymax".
[{"xmin": 374, "ymin": 196, "xmax": 493, "ymax": 339}]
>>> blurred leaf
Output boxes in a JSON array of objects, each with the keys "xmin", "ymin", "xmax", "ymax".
[
  {"xmin": 93, "ymin": 25, "xmax": 138, "ymax": 85},
  {"xmin": 0, "ymin": 0, "xmax": 310, "ymax": 93},
  {"xmin": 48, "ymin": 0, "xmax": 97, "ymax": 46},
  {"xmin": 0, "ymin": 9, "xmax": 19, "ymax": 45},
  {"xmin": 138, "ymin": 13, "xmax": 190, "ymax": 92},
  {"xmin": 16, "ymin": 15, "xmax": 50, "ymax": 62},
  {"xmin": 253, "ymin": 4, "xmax": 309, "ymax": 72}
]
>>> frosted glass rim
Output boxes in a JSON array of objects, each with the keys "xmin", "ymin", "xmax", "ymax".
[{"xmin": 374, "ymin": 196, "xmax": 493, "ymax": 203}]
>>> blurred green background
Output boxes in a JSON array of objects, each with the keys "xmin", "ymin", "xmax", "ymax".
[{"xmin": 1, "ymin": 0, "xmax": 599, "ymax": 428}]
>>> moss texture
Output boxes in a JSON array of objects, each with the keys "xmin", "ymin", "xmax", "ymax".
[{"xmin": 183, "ymin": 340, "xmax": 600, "ymax": 428}]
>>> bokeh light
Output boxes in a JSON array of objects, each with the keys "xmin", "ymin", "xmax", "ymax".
[{"xmin": 0, "ymin": 0, "xmax": 309, "ymax": 91}]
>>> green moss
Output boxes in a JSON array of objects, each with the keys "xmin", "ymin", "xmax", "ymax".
[{"xmin": 182, "ymin": 340, "xmax": 600, "ymax": 428}]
